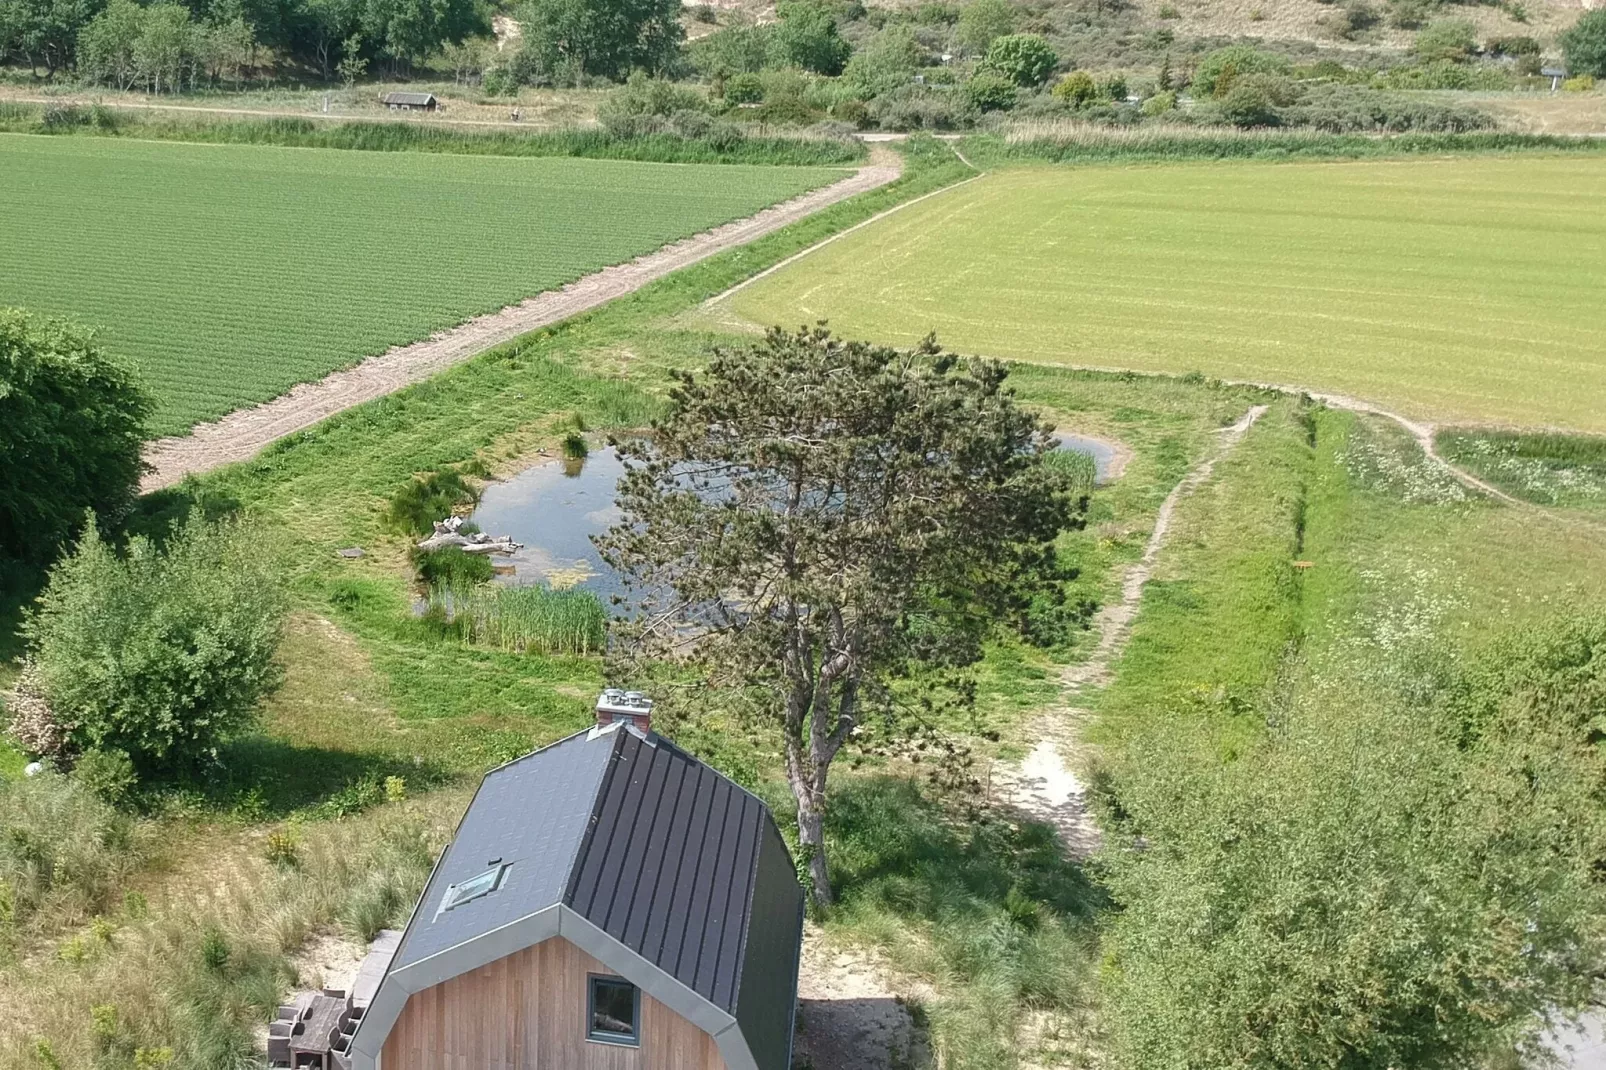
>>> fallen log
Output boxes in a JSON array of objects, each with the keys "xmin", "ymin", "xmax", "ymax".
[{"xmin": 416, "ymin": 517, "xmax": 522, "ymax": 555}]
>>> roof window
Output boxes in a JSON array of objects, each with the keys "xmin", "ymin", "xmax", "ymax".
[{"xmin": 434, "ymin": 862, "xmax": 509, "ymax": 919}]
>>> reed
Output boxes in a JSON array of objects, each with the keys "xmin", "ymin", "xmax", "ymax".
[{"xmin": 428, "ymin": 582, "xmax": 607, "ymax": 656}]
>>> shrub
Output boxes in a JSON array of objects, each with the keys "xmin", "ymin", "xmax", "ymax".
[
  {"xmin": 1141, "ymin": 89, "xmax": 1178, "ymax": 115},
  {"xmin": 1052, "ymin": 70, "xmax": 1097, "ymax": 105},
  {"xmin": 1286, "ymin": 82, "xmax": 1494, "ymax": 131},
  {"xmin": 1485, "ymin": 33, "xmax": 1540, "ymax": 57},
  {"xmin": 668, "ymin": 108, "xmax": 715, "ymax": 139},
  {"xmin": 724, "ymin": 71, "xmax": 764, "ymax": 103},
  {"xmin": 22, "ymin": 518, "xmax": 287, "ymax": 774},
  {"xmin": 964, "ymin": 69, "xmax": 1019, "ymax": 111},
  {"xmin": 867, "ymin": 84, "xmax": 976, "ymax": 129},
  {"xmin": 979, "ymin": 32, "xmax": 1058, "ymax": 86},
  {"xmin": 1386, "ymin": 0, "xmax": 1439, "ymax": 28},
  {"xmin": 5, "ymin": 661, "xmax": 69, "ymax": 760},
  {"xmin": 1217, "ymin": 74, "xmax": 1294, "ymax": 126},
  {"xmin": 1192, "ymin": 44, "xmax": 1293, "ymax": 96},
  {"xmin": 1563, "ymin": 74, "xmax": 1597, "ymax": 91},
  {"xmin": 597, "ymin": 72, "xmax": 711, "ymax": 136},
  {"xmin": 844, "ymin": 24, "xmax": 925, "ymax": 97},
  {"xmin": 1562, "ymin": 9, "xmax": 1606, "ymax": 77},
  {"xmin": 1412, "ymin": 17, "xmax": 1477, "ymax": 62},
  {"xmin": 72, "ymin": 749, "xmax": 137, "ymax": 805},
  {"xmin": 0, "ymin": 309, "xmax": 149, "ymax": 565}
]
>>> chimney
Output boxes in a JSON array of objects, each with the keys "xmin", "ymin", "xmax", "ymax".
[{"xmin": 595, "ymin": 689, "xmax": 653, "ymax": 735}]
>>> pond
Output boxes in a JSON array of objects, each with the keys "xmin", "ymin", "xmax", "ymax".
[{"xmin": 470, "ymin": 433, "xmax": 1123, "ymax": 599}]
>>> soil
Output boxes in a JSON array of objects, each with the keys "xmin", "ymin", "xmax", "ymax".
[
  {"xmin": 138, "ymin": 147, "xmax": 902, "ymax": 492},
  {"xmin": 794, "ymin": 923, "xmax": 933, "ymax": 1070}
]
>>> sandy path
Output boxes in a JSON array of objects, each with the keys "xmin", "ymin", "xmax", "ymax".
[
  {"xmin": 993, "ymin": 405, "xmax": 1269, "ymax": 858},
  {"xmin": 139, "ymin": 147, "xmax": 903, "ymax": 491},
  {"xmin": 9, "ymin": 93, "xmax": 538, "ymax": 129}
]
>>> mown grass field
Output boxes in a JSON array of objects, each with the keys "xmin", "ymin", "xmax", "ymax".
[
  {"xmin": 0, "ymin": 133, "xmax": 842, "ymax": 434},
  {"xmin": 723, "ymin": 156, "xmax": 1606, "ymax": 432}
]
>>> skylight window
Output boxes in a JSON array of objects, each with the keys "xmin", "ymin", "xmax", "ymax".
[{"xmin": 434, "ymin": 862, "xmax": 509, "ymax": 919}]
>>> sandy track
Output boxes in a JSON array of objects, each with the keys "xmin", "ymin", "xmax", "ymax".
[
  {"xmin": 994, "ymin": 405, "xmax": 1269, "ymax": 859},
  {"xmin": 139, "ymin": 147, "xmax": 902, "ymax": 491}
]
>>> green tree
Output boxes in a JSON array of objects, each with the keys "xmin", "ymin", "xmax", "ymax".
[
  {"xmin": 1412, "ymin": 16, "xmax": 1477, "ymax": 62},
  {"xmin": 293, "ymin": 0, "xmax": 360, "ymax": 78},
  {"xmin": 842, "ymin": 23, "xmax": 922, "ymax": 95},
  {"xmin": 0, "ymin": 310, "xmax": 147, "ymax": 567},
  {"xmin": 1561, "ymin": 9, "xmax": 1606, "ymax": 77},
  {"xmin": 0, "ymin": 0, "xmax": 98, "ymax": 75},
  {"xmin": 954, "ymin": 0, "xmax": 1014, "ymax": 55},
  {"xmin": 770, "ymin": 0, "xmax": 850, "ymax": 75},
  {"xmin": 514, "ymin": 0, "xmax": 679, "ymax": 82},
  {"xmin": 1191, "ymin": 43, "xmax": 1291, "ymax": 96},
  {"xmin": 598, "ymin": 327, "xmax": 1080, "ymax": 905},
  {"xmin": 689, "ymin": 20, "xmax": 773, "ymax": 78},
  {"xmin": 1051, "ymin": 68, "xmax": 1095, "ymax": 104},
  {"xmin": 979, "ymin": 31, "xmax": 1056, "ymax": 86},
  {"xmin": 22, "ymin": 517, "xmax": 288, "ymax": 774},
  {"xmin": 131, "ymin": 3, "xmax": 199, "ymax": 93},
  {"xmin": 77, "ymin": 0, "xmax": 145, "ymax": 88}
]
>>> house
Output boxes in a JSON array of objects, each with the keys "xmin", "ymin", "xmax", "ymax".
[
  {"xmin": 341, "ymin": 691, "xmax": 806, "ymax": 1070},
  {"xmin": 381, "ymin": 92, "xmax": 438, "ymax": 111}
]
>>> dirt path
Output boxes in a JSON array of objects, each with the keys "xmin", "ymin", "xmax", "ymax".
[
  {"xmin": 138, "ymin": 147, "xmax": 902, "ymax": 491},
  {"xmin": 993, "ymin": 405, "xmax": 1269, "ymax": 858},
  {"xmin": 9, "ymin": 93, "xmax": 538, "ymax": 128}
]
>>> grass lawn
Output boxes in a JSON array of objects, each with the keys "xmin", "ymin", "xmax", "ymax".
[
  {"xmin": 0, "ymin": 133, "xmax": 842, "ymax": 435},
  {"xmin": 722, "ymin": 156, "xmax": 1606, "ymax": 432}
]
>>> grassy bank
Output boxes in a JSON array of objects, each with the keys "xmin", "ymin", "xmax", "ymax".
[{"xmin": 0, "ymin": 102, "xmax": 865, "ymax": 166}]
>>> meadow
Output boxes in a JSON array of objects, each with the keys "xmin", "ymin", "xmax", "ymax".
[
  {"xmin": 0, "ymin": 133, "xmax": 842, "ymax": 434},
  {"xmin": 722, "ymin": 155, "xmax": 1606, "ymax": 432}
]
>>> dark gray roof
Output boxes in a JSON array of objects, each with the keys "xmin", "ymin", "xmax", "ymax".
[
  {"xmin": 382, "ymin": 91, "xmax": 437, "ymax": 105},
  {"xmin": 379, "ymin": 723, "xmax": 803, "ymax": 1069},
  {"xmin": 390, "ymin": 729, "xmax": 614, "ymax": 971}
]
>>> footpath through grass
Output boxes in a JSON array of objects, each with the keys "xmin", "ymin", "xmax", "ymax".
[
  {"xmin": 0, "ymin": 132, "xmax": 843, "ymax": 435},
  {"xmin": 723, "ymin": 155, "xmax": 1606, "ymax": 432}
]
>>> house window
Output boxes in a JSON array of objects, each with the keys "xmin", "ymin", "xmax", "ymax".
[
  {"xmin": 587, "ymin": 975, "xmax": 640, "ymax": 1047},
  {"xmin": 433, "ymin": 862, "xmax": 509, "ymax": 919}
]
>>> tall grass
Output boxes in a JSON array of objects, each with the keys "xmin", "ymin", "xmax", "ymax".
[
  {"xmin": 0, "ymin": 106, "xmax": 864, "ymax": 166},
  {"xmin": 0, "ymin": 794, "xmax": 452, "ymax": 1069},
  {"xmin": 968, "ymin": 123, "xmax": 1606, "ymax": 165},
  {"xmin": 823, "ymin": 776, "xmax": 1103, "ymax": 1069},
  {"xmin": 1043, "ymin": 446, "xmax": 1097, "ymax": 500},
  {"xmin": 427, "ymin": 582, "xmax": 607, "ymax": 655}
]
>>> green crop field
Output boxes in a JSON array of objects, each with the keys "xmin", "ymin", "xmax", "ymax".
[
  {"xmin": 723, "ymin": 156, "xmax": 1606, "ymax": 432},
  {"xmin": 0, "ymin": 134, "xmax": 841, "ymax": 435}
]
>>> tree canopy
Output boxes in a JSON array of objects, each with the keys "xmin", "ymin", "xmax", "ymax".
[
  {"xmin": 0, "ymin": 308, "xmax": 148, "ymax": 566},
  {"xmin": 599, "ymin": 327, "xmax": 1081, "ymax": 904},
  {"xmin": 513, "ymin": 0, "xmax": 681, "ymax": 82},
  {"xmin": 1562, "ymin": 9, "xmax": 1606, "ymax": 77}
]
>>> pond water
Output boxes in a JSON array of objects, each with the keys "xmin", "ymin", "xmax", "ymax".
[{"xmin": 471, "ymin": 433, "xmax": 1122, "ymax": 597}]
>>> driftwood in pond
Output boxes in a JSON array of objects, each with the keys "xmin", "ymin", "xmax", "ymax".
[{"xmin": 416, "ymin": 516, "xmax": 522, "ymax": 555}]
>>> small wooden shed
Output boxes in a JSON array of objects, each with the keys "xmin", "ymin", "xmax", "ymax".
[{"xmin": 381, "ymin": 92, "xmax": 439, "ymax": 111}]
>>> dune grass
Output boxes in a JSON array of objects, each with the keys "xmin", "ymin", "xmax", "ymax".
[{"xmin": 722, "ymin": 156, "xmax": 1606, "ymax": 432}]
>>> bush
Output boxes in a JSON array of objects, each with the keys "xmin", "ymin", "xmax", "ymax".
[
  {"xmin": 1374, "ymin": 58, "xmax": 1512, "ymax": 89},
  {"xmin": 980, "ymin": 32, "xmax": 1058, "ymax": 87},
  {"xmin": 0, "ymin": 309, "xmax": 149, "ymax": 565},
  {"xmin": 771, "ymin": 0, "xmax": 853, "ymax": 74},
  {"xmin": 22, "ymin": 518, "xmax": 288, "ymax": 774},
  {"xmin": 597, "ymin": 72, "xmax": 711, "ymax": 136},
  {"xmin": 1192, "ymin": 44, "xmax": 1292, "ymax": 96},
  {"xmin": 1052, "ymin": 69, "xmax": 1097, "ymax": 105},
  {"xmin": 724, "ymin": 71, "xmax": 764, "ymax": 103},
  {"xmin": 1386, "ymin": 0, "xmax": 1439, "ymax": 28},
  {"xmin": 1286, "ymin": 82, "xmax": 1494, "ymax": 131},
  {"xmin": 1562, "ymin": 9, "xmax": 1606, "ymax": 77},
  {"xmin": 843, "ymin": 24, "xmax": 925, "ymax": 97},
  {"xmin": 1141, "ymin": 89, "xmax": 1178, "ymax": 116},
  {"xmin": 1563, "ymin": 74, "xmax": 1597, "ymax": 91},
  {"xmin": 1217, "ymin": 74, "xmax": 1295, "ymax": 126},
  {"xmin": 1102, "ymin": 664, "xmax": 1606, "ymax": 1070},
  {"xmin": 72, "ymin": 749, "xmax": 138, "ymax": 805},
  {"xmin": 1485, "ymin": 33, "xmax": 1540, "ymax": 57},
  {"xmin": 867, "ymin": 84, "xmax": 976, "ymax": 129},
  {"xmin": 1412, "ymin": 17, "xmax": 1477, "ymax": 62},
  {"xmin": 964, "ymin": 69, "xmax": 1019, "ymax": 111}
]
